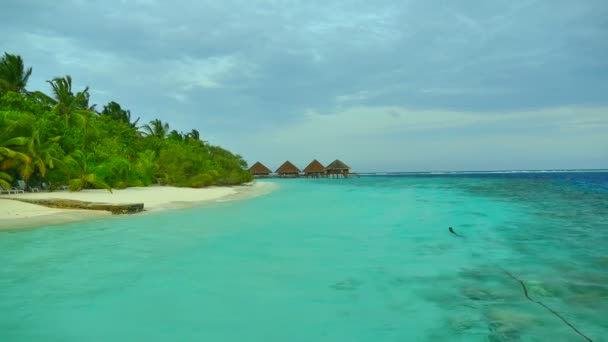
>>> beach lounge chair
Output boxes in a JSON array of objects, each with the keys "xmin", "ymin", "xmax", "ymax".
[
  {"xmin": 19, "ymin": 180, "xmax": 40, "ymax": 192},
  {"xmin": 1, "ymin": 184, "xmax": 21, "ymax": 194},
  {"xmin": 13, "ymin": 180, "xmax": 27, "ymax": 193},
  {"xmin": 0, "ymin": 185, "xmax": 14, "ymax": 194}
]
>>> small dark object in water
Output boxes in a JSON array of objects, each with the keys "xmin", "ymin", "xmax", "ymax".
[{"xmin": 449, "ymin": 227, "xmax": 462, "ymax": 237}]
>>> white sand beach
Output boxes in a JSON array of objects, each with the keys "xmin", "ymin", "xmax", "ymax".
[{"xmin": 0, "ymin": 182, "xmax": 276, "ymax": 230}]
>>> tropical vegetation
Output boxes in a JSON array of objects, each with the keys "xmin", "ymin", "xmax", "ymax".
[{"xmin": 0, "ymin": 52, "xmax": 252, "ymax": 192}]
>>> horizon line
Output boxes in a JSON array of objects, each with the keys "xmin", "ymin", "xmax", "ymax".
[{"xmin": 354, "ymin": 168, "xmax": 608, "ymax": 174}]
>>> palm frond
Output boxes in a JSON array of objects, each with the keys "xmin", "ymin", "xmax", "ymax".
[
  {"xmin": 0, "ymin": 171, "xmax": 12, "ymax": 189},
  {"xmin": 86, "ymin": 174, "xmax": 112, "ymax": 193}
]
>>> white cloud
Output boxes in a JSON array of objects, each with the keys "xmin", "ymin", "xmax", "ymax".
[
  {"xmin": 418, "ymin": 87, "xmax": 507, "ymax": 96},
  {"xmin": 167, "ymin": 56, "xmax": 238, "ymax": 91},
  {"xmin": 269, "ymin": 106, "xmax": 597, "ymax": 139},
  {"xmin": 335, "ymin": 90, "xmax": 373, "ymax": 104},
  {"xmin": 23, "ymin": 32, "xmax": 122, "ymax": 72}
]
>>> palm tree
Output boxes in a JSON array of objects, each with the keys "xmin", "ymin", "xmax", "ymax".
[
  {"xmin": 0, "ymin": 53, "xmax": 32, "ymax": 94},
  {"xmin": 46, "ymin": 75, "xmax": 92, "ymax": 125},
  {"xmin": 46, "ymin": 76, "xmax": 97, "ymax": 149},
  {"xmin": 168, "ymin": 130, "xmax": 184, "ymax": 142},
  {"xmin": 141, "ymin": 119, "xmax": 170, "ymax": 139},
  {"xmin": 187, "ymin": 129, "xmax": 200, "ymax": 141},
  {"xmin": 21, "ymin": 130, "xmax": 62, "ymax": 182},
  {"xmin": 80, "ymin": 88, "xmax": 97, "ymax": 112},
  {"xmin": 100, "ymin": 101, "xmax": 140, "ymax": 128},
  {"xmin": 64, "ymin": 150, "xmax": 112, "ymax": 192},
  {"xmin": 105, "ymin": 157, "xmax": 132, "ymax": 188},
  {"xmin": 2, "ymin": 130, "xmax": 62, "ymax": 188},
  {"xmin": 135, "ymin": 150, "xmax": 163, "ymax": 186}
]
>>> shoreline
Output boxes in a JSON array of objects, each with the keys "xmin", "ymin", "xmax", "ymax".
[{"xmin": 0, "ymin": 181, "xmax": 277, "ymax": 231}]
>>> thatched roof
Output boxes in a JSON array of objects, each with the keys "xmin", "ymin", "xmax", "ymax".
[
  {"xmin": 248, "ymin": 161, "xmax": 272, "ymax": 175},
  {"xmin": 276, "ymin": 161, "xmax": 301, "ymax": 174},
  {"xmin": 303, "ymin": 159, "xmax": 326, "ymax": 174},
  {"xmin": 326, "ymin": 159, "xmax": 350, "ymax": 170}
]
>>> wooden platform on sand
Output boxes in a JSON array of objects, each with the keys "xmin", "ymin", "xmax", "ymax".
[{"xmin": 8, "ymin": 198, "xmax": 144, "ymax": 215}]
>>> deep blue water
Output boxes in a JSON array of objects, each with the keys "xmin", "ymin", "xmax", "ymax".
[{"xmin": 1, "ymin": 172, "xmax": 607, "ymax": 341}]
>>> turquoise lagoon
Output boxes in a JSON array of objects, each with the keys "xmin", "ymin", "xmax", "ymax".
[{"xmin": 1, "ymin": 173, "xmax": 607, "ymax": 341}]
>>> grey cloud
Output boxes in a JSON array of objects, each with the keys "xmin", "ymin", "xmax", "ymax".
[{"xmin": 1, "ymin": 0, "xmax": 607, "ymax": 170}]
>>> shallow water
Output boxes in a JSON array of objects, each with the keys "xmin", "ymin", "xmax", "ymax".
[{"xmin": 1, "ymin": 173, "xmax": 607, "ymax": 341}]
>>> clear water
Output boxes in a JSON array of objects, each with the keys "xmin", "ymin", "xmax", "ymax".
[{"xmin": 1, "ymin": 173, "xmax": 607, "ymax": 341}]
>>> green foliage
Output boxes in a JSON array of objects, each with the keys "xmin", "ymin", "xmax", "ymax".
[
  {"xmin": 98, "ymin": 156, "xmax": 135, "ymax": 189},
  {"xmin": 0, "ymin": 91, "xmax": 49, "ymax": 113},
  {"xmin": 22, "ymin": 130, "xmax": 63, "ymax": 180},
  {"xmin": 0, "ymin": 52, "xmax": 251, "ymax": 192},
  {"xmin": 64, "ymin": 150, "xmax": 112, "ymax": 193},
  {"xmin": 158, "ymin": 140, "xmax": 252, "ymax": 187},
  {"xmin": 188, "ymin": 173, "xmax": 214, "ymax": 188},
  {"xmin": 135, "ymin": 150, "xmax": 161, "ymax": 186}
]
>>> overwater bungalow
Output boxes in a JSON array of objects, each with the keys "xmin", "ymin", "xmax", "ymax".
[
  {"xmin": 248, "ymin": 161, "xmax": 272, "ymax": 177},
  {"xmin": 326, "ymin": 159, "xmax": 350, "ymax": 178},
  {"xmin": 276, "ymin": 161, "xmax": 301, "ymax": 177},
  {"xmin": 303, "ymin": 159, "xmax": 326, "ymax": 178}
]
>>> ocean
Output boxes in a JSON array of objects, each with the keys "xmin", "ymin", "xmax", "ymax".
[{"xmin": 1, "ymin": 172, "xmax": 607, "ymax": 341}]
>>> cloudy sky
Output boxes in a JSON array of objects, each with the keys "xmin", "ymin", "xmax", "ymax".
[{"xmin": 2, "ymin": 0, "xmax": 607, "ymax": 171}]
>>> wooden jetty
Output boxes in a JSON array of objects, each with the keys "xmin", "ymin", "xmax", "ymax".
[{"xmin": 9, "ymin": 198, "xmax": 144, "ymax": 214}]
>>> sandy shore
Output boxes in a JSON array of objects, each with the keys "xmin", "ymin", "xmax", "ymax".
[{"xmin": 0, "ymin": 182, "xmax": 276, "ymax": 230}]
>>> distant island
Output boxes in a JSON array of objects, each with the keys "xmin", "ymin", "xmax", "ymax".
[{"xmin": 0, "ymin": 52, "xmax": 252, "ymax": 193}]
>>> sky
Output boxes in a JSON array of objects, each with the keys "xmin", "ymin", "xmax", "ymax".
[{"xmin": 1, "ymin": 0, "xmax": 607, "ymax": 172}]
